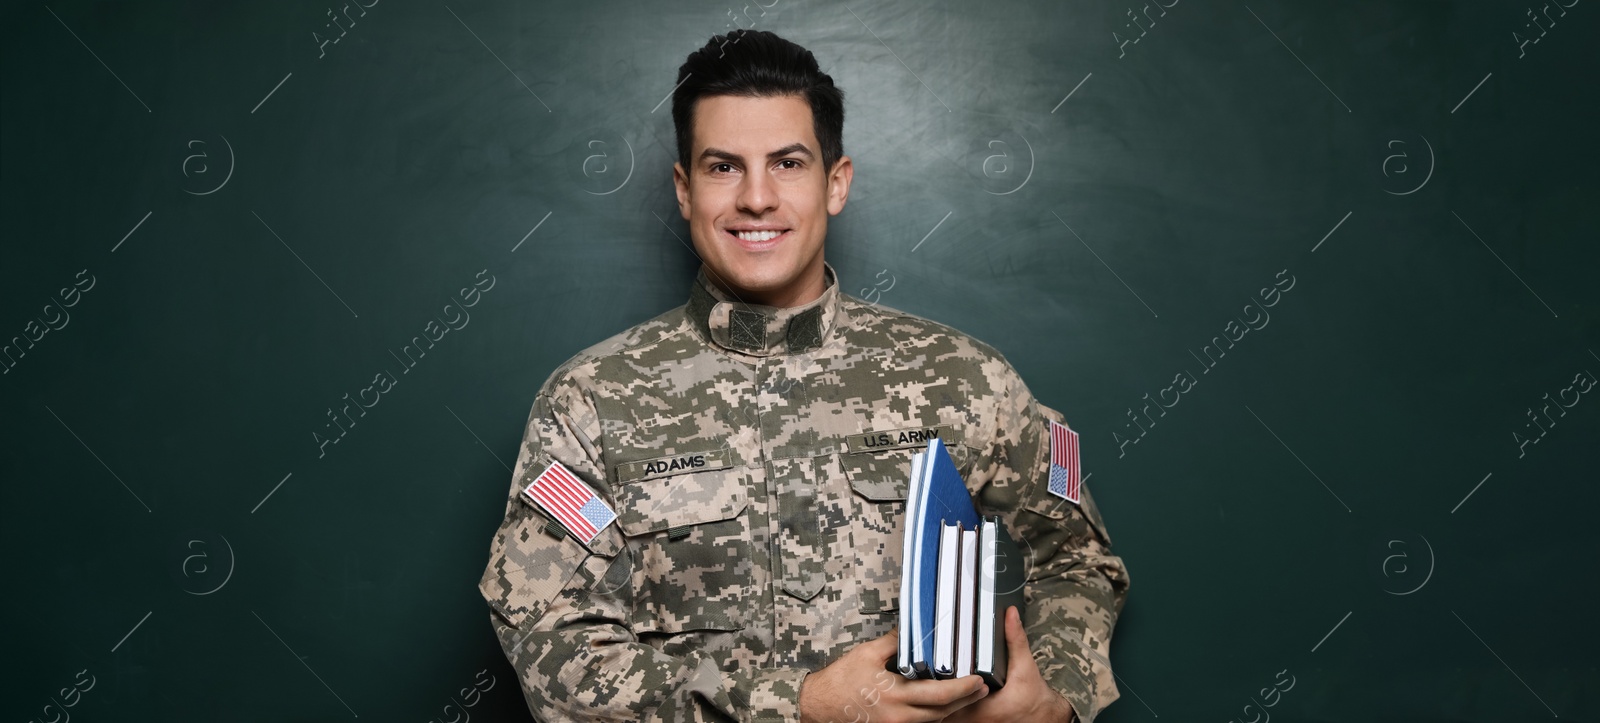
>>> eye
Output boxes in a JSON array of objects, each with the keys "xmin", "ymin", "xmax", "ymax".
[
  {"xmin": 777, "ymin": 159, "xmax": 802, "ymax": 170},
  {"xmin": 710, "ymin": 162, "xmax": 735, "ymax": 174}
]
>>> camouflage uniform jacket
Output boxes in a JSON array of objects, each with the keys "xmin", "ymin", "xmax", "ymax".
[{"xmin": 479, "ymin": 261, "xmax": 1130, "ymax": 722}]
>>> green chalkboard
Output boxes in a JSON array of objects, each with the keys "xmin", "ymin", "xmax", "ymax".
[{"xmin": 3, "ymin": 1, "xmax": 1595, "ymax": 721}]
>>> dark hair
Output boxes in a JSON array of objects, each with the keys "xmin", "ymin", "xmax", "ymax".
[{"xmin": 672, "ymin": 29, "xmax": 845, "ymax": 178}]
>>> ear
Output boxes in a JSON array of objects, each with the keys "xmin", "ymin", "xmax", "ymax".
[
  {"xmin": 673, "ymin": 162, "xmax": 691, "ymax": 221},
  {"xmin": 826, "ymin": 155, "xmax": 853, "ymax": 216}
]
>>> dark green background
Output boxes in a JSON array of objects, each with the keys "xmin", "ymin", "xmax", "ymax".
[{"xmin": 4, "ymin": 2, "xmax": 1596, "ymax": 721}]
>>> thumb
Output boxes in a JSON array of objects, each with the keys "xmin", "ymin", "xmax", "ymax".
[{"xmin": 1005, "ymin": 605, "xmax": 1039, "ymax": 675}]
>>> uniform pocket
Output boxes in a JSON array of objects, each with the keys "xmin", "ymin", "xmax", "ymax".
[
  {"xmin": 839, "ymin": 444, "xmax": 974, "ymax": 614},
  {"xmin": 479, "ymin": 503, "xmax": 594, "ymax": 629},
  {"xmin": 1019, "ymin": 482, "xmax": 1115, "ymax": 548},
  {"xmin": 612, "ymin": 465, "xmax": 751, "ymax": 633}
]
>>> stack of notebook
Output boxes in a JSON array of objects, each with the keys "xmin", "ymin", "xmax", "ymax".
[{"xmin": 895, "ymin": 438, "xmax": 1026, "ymax": 690}]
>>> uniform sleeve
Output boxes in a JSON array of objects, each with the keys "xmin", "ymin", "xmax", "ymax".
[
  {"xmin": 479, "ymin": 380, "xmax": 809, "ymax": 723},
  {"xmin": 969, "ymin": 364, "xmax": 1131, "ymax": 723}
]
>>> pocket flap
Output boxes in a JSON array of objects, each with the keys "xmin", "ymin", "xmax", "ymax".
[
  {"xmin": 479, "ymin": 509, "xmax": 593, "ymax": 628},
  {"xmin": 840, "ymin": 449, "xmax": 913, "ymax": 501},
  {"xmin": 612, "ymin": 465, "xmax": 748, "ymax": 536},
  {"xmin": 841, "ymin": 443, "xmax": 971, "ymax": 501},
  {"xmin": 1021, "ymin": 484, "xmax": 1115, "ymax": 548}
]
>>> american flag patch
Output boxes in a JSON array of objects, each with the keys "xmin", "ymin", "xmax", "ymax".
[
  {"xmin": 1047, "ymin": 420, "xmax": 1081, "ymax": 504},
  {"xmin": 521, "ymin": 460, "xmax": 616, "ymax": 544}
]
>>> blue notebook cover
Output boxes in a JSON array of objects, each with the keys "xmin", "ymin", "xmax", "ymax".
[
  {"xmin": 896, "ymin": 452, "xmax": 926, "ymax": 676},
  {"xmin": 907, "ymin": 437, "xmax": 980, "ymax": 677}
]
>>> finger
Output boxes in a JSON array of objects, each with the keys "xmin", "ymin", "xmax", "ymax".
[
  {"xmin": 863, "ymin": 628, "xmax": 900, "ymax": 659},
  {"xmin": 897, "ymin": 676, "xmax": 989, "ymax": 708},
  {"xmin": 914, "ymin": 679, "xmax": 989, "ymax": 719},
  {"xmin": 1005, "ymin": 606, "xmax": 1040, "ymax": 676},
  {"xmin": 948, "ymin": 682, "xmax": 991, "ymax": 709}
]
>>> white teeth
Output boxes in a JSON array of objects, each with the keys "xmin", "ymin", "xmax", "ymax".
[{"xmin": 733, "ymin": 230, "xmax": 782, "ymax": 242}]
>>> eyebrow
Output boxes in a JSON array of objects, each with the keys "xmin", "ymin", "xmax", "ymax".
[{"xmin": 698, "ymin": 143, "xmax": 815, "ymax": 165}]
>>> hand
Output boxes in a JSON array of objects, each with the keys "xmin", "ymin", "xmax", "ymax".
[
  {"xmin": 800, "ymin": 629, "xmax": 991, "ymax": 723},
  {"xmin": 940, "ymin": 607, "xmax": 1076, "ymax": 723}
]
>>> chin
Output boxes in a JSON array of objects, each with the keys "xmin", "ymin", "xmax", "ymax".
[
  {"xmin": 725, "ymin": 268, "xmax": 785, "ymax": 294},
  {"xmin": 717, "ymin": 262, "xmax": 794, "ymax": 297}
]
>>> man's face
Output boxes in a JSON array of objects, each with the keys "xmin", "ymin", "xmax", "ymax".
[{"xmin": 674, "ymin": 94, "xmax": 852, "ymax": 307}]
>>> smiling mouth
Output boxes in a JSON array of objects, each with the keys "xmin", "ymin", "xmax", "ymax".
[{"xmin": 725, "ymin": 228, "xmax": 791, "ymax": 250}]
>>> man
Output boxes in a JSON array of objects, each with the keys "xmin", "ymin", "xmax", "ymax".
[{"xmin": 478, "ymin": 29, "xmax": 1129, "ymax": 723}]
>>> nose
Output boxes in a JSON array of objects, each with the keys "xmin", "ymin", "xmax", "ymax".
[{"xmin": 736, "ymin": 166, "xmax": 778, "ymax": 216}]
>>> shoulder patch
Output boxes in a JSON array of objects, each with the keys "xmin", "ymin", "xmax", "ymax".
[{"xmin": 1046, "ymin": 420, "xmax": 1082, "ymax": 504}]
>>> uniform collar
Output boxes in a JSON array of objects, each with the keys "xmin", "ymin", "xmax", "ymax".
[{"xmin": 686, "ymin": 262, "xmax": 840, "ymax": 357}]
